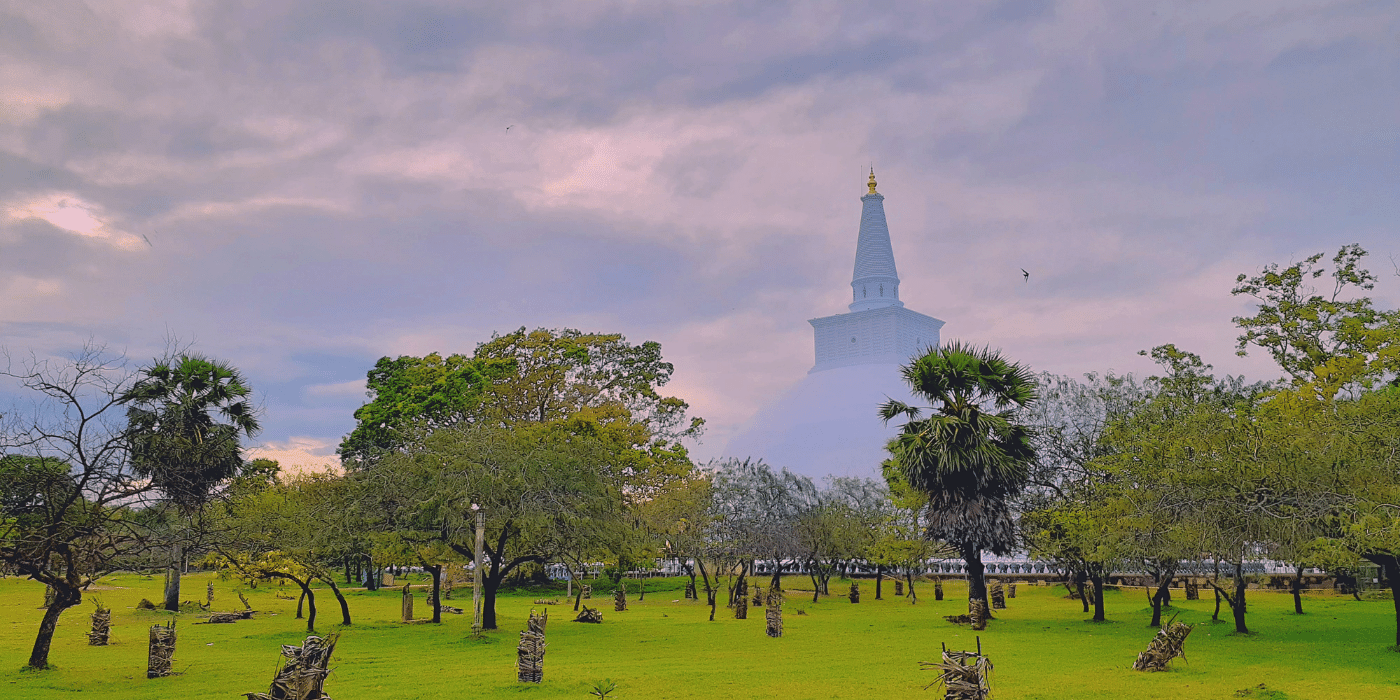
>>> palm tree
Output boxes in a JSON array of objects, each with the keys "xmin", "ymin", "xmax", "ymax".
[
  {"xmin": 123, "ymin": 355, "xmax": 260, "ymax": 611},
  {"xmin": 879, "ymin": 342, "xmax": 1036, "ymax": 619}
]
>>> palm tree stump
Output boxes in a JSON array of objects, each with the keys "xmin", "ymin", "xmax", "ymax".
[
  {"xmin": 849, "ymin": 582, "xmax": 860, "ymax": 603},
  {"xmin": 1185, "ymin": 579, "xmax": 1199, "ymax": 600},
  {"xmin": 1132, "ymin": 620, "xmax": 1193, "ymax": 671},
  {"xmin": 970, "ymin": 599, "xmax": 988, "ymax": 630},
  {"xmin": 582, "ymin": 585, "xmax": 592, "ymax": 600},
  {"xmin": 734, "ymin": 593, "xmax": 748, "ymax": 619},
  {"xmin": 613, "ymin": 585, "xmax": 627, "ymax": 612},
  {"xmin": 574, "ymin": 605, "xmax": 603, "ymax": 623},
  {"xmin": 400, "ymin": 583, "xmax": 414, "ymax": 622},
  {"xmin": 206, "ymin": 581, "xmax": 215, "ymax": 607},
  {"xmin": 443, "ymin": 577, "xmax": 454, "ymax": 600},
  {"xmin": 752, "ymin": 586, "xmax": 764, "ymax": 607},
  {"xmin": 517, "ymin": 610, "xmax": 547, "ymax": 683},
  {"xmin": 1007, "ymin": 584, "xmax": 1016, "ymax": 599},
  {"xmin": 921, "ymin": 638, "xmax": 992, "ymax": 699},
  {"xmin": 684, "ymin": 581, "xmax": 696, "ymax": 600},
  {"xmin": 990, "ymin": 584, "xmax": 1006, "ymax": 610},
  {"xmin": 935, "ymin": 579, "xmax": 944, "ymax": 601},
  {"xmin": 765, "ymin": 602, "xmax": 783, "ymax": 638},
  {"xmin": 895, "ymin": 580, "xmax": 904, "ymax": 596},
  {"xmin": 89, "ymin": 602, "xmax": 111, "ymax": 646},
  {"xmin": 242, "ymin": 633, "xmax": 339, "ymax": 700},
  {"xmin": 147, "ymin": 622, "xmax": 177, "ymax": 679}
]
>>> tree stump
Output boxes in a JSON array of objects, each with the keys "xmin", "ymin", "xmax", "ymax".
[
  {"xmin": 1185, "ymin": 579, "xmax": 1199, "ymax": 601},
  {"xmin": 613, "ymin": 585, "xmax": 627, "ymax": 612},
  {"xmin": 921, "ymin": 637, "xmax": 992, "ymax": 699},
  {"xmin": 517, "ymin": 610, "xmax": 547, "ymax": 683},
  {"xmin": 849, "ymin": 582, "xmax": 860, "ymax": 603},
  {"xmin": 147, "ymin": 622, "xmax": 177, "ymax": 679},
  {"xmin": 935, "ymin": 579, "xmax": 944, "ymax": 601},
  {"xmin": 89, "ymin": 602, "xmax": 111, "ymax": 646},
  {"xmin": 765, "ymin": 603, "xmax": 783, "ymax": 638},
  {"xmin": 206, "ymin": 581, "xmax": 215, "ymax": 608},
  {"xmin": 1008, "ymin": 584, "xmax": 1016, "ymax": 599},
  {"xmin": 990, "ymin": 584, "xmax": 1006, "ymax": 610},
  {"xmin": 684, "ymin": 581, "xmax": 696, "ymax": 600},
  {"xmin": 242, "ymin": 633, "xmax": 339, "ymax": 700},
  {"xmin": 752, "ymin": 586, "xmax": 764, "ymax": 607},
  {"xmin": 970, "ymin": 599, "xmax": 988, "ymax": 631},
  {"xmin": 895, "ymin": 580, "xmax": 904, "ymax": 596},
  {"xmin": 582, "ymin": 585, "xmax": 592, "ymax": 600},
  {"xmin": 401, "ymin": 583, "xmax": 414, "ymax": 622},
  {"xmin": 574, "ymin": 605, "xmax": 603, "ymax": 623},
  {"xmin": 443, "ymin": 576, "xmax": 454, "ymax": 601},
  {"xmin": 1133, "ymin": 620, "xmax": 1193, "ymax": 671},
  {"xmin": 734, "ymin": 593, "xmax": 748, "ymax": 619}
]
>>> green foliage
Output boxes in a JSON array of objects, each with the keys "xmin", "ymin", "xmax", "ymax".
[
  {"xmin": 588, "ymin": 678, "xmax": 617, "ymax": 699},
  {"xmin": 1232, "ymin": 243, "xmax": 1400, "ymax": 394},
  {"xmin": 122, "ymin": 355, "xmax": 260, "ymax": 510}
]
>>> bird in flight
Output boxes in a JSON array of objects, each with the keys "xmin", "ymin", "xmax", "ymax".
[
  {"xmin": 141, "ymin": 233, "xmax": 154, "ymax": 248},
  {"xmin": 1021, "ymin": 268, "xmax": 1029, "ymax": 283},
  {"xmin": 506, "ymin": 125, "xmax": 513, "ymax": 131}
]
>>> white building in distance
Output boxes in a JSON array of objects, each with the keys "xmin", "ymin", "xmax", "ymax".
[{"xmin": 724, "ymin": 171, "xmax": 944, "ymax": 481}]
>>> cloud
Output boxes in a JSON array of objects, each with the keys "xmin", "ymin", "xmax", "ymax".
[
  {"xmin": 245, "ymin": 436, "xmax": 342, "ymax": 475},
  {"xmin": 4, "ymin": 192, "xmax": 145, "ymax": 250}
]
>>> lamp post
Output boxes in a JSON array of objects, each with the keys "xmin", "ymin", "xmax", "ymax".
[{"xmin": 472, "ymin": 503, "xmax": 484, "ymax": 635}]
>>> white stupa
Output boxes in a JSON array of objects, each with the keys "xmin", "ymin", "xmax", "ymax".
[{"xmin": 724, "ymin": 171, "xmax": 944, "ymax": 481}]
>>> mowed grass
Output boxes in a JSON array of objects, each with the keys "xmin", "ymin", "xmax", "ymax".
[{"xmin": 2, "ymin": 573, "xmax": 1397, "ymax": 699}]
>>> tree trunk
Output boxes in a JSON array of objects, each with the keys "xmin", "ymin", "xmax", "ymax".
[
  {"xmin": 1149, "ymin": 573, "xmax": 1173, "ymax": 627},
  {"xmin": 27, "ymin": 584, "xmax": 79, "ymax": 669},
  {"xmin": 1292, "ymin": 564, "xmax": 1305, "ymax": 615},
  {"xmin": 1232, "ymin": 573, "xmax": 1248, "ymax": 634},
  {"xmin": 320, "ymin": 576, "xmax": 351, "ymax": 625},
  {"xmin": 810, "ymin": 568, "xmax": 821, "ymax": 603},
  {"xmin": 1213, "ymin": 586, "xmax": 1222, "ymax": 621},
  {"xmin": 163, "ymin": 542, "xmax": 183, "ymax": 612},
  {"xmin": 907, "ymin": 570, "xmax": 917, "ymax": 602},
  {"xmin": 297, "ymin": 590, "xmax": 306, "ymax": 618},
  {"xmin": 1090, "ymin": 573, "xmax": 1106, "ymax": 623},
  {"xmin": 483, "ymin": 576, "xmax": 500, "ymax": 630},
  {"xmin": 875, "ymin": 566, "xmax": 883, "ymax": 600},
  {"xmin": 428, "ymin": 564, "xmax": 442, "ymax": 624},
  {"xmin": 1363, "ymin": 554, "xmax": 1400, "ymax": 647},
  {"xmin": 963, "ymin": 545, "xmax": 989, "ymax": 614}
]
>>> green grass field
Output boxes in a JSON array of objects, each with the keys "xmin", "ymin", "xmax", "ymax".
[{"xmin": 2, "ymin": 573, "xmax": 1396, "ymax": 699}]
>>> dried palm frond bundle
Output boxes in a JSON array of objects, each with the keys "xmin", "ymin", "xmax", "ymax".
[
  {"xmin": 1007, "ymin": 584, "xmax": 1016, "ymax": 599},
  {"xmin": 516, "ymin": 621, "xmax": 547, "ymax": 684},
  {"xmin": 582, "ymin": 585, "xmax": 592, "ymax": 600},
  {"xmin": 934, "ymin": 579, "xmax": 944, "ymax": 601},
  {"xmin": 438, "ymin": 604, "xmax": 464, "ymax": 614},
  {"xmin": 921, "ymin": 638, "xmax": 992, "ymax": 700},
  {"xmin": 753, "ymin": 586, "xmax": 764, "ymax": 607},
  {"xmin": 684, "ymin": 581, "xmax": 696, "ymax": 599},
  {"xmin": 528, "ymin": 608, "xmax": 548, "ymax": 634},
  {"xmin": 849, "ymin": 582, "xmax": 860, "ymax": 603},
  {"xmin": 765, "ymin": 602, "xmax": 783, "ymax": 638},
  {"xmin": 990, "ymin": 584, "xmax": 1006, "ymax": 610},
  {"xmin": 242, "ymin": 633, "xmax": 339, "ymax": 700},
  {"xmin": 533, "ymin": 599, "xmax": 561, "ymax": 605},
  {"xmin": 614, "ymin": 585, "xmax": 627, "ymax": 612},
  {"xmin": 401, "ymin": 584, "xmax": 414, "ymax": 622},
  {"xmin": 206, "ymin": 612, "xmax": 242, "ymax": 624},
  {"xmin": 207, "ymin": 581, "xmax": 215, "ymax": 607},
  {"xmin": 1185, "ymin": 579, "xmax": 1199, "ymax": 601},
  {"xmin": 89, "ymin": 601, "xmax": 111, "ymax": 646},
  {"xmin": 733, "ymin": 593, "xmax": 748, "ymax": 619},
  {"xmin": 1132, "ymin": 619, "xmax": 1193, "ymax": 672},
  {"xmin": 147, "ymin": 621, "xmax": 177, "ymax": 679},
  {"xmin": 137, "ymin": 598, "xmax": 157, "ymax": 610},
  {"xmin": 574, "ymin": 605, "xmax": 603, "ymax": 623},
  {"xmin": 276, "ymin": 592, "xmax": 298, "ymax": 601},
  {"xmin": 895, "ymin": 580, "xmax": 904, "ymax": 597}
]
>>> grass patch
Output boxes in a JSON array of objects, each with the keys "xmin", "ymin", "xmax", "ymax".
[{"xmin": 1, "ymin": 575, "xmax": 1397, "ymax": 698}]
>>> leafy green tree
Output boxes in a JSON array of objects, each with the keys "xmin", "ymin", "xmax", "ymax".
[
  {"xmin": 338, "ymin": 353, "xmax": 506, "ymax": 466},
  {"xmin": 1233, "ymin": 243, "xmax": 1400, "ymax": 395},
  {"xmin": 122, "ymin": 354, "xmax": 260, "ymax": 611},
  {"xmin": 1023, "ymin": 503, "xmax": 1118, "ymax": 621},
  {"xmin": 879, "ymin": 341, "xmax": 1037, "ymax": 615}
]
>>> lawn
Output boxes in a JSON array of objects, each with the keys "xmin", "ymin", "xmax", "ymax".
[{"xmin": 1, "ymin": 573, "xmax": 1396, "ymax": 699}]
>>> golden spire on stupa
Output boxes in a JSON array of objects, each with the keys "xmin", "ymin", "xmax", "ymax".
[{"xmin": 867, "ymin": 167, "xmax": 878, "ymax": 195}]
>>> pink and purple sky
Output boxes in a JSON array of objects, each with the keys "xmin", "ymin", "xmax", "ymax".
[{"xmin": 2, "ymin": 1, "xmax": 1397, "ymax": 470}]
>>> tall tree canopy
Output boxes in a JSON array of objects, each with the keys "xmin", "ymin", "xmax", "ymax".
[{"xmin": 880, "ymin": 341, "xmax": 1037, "ymax": 616}]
